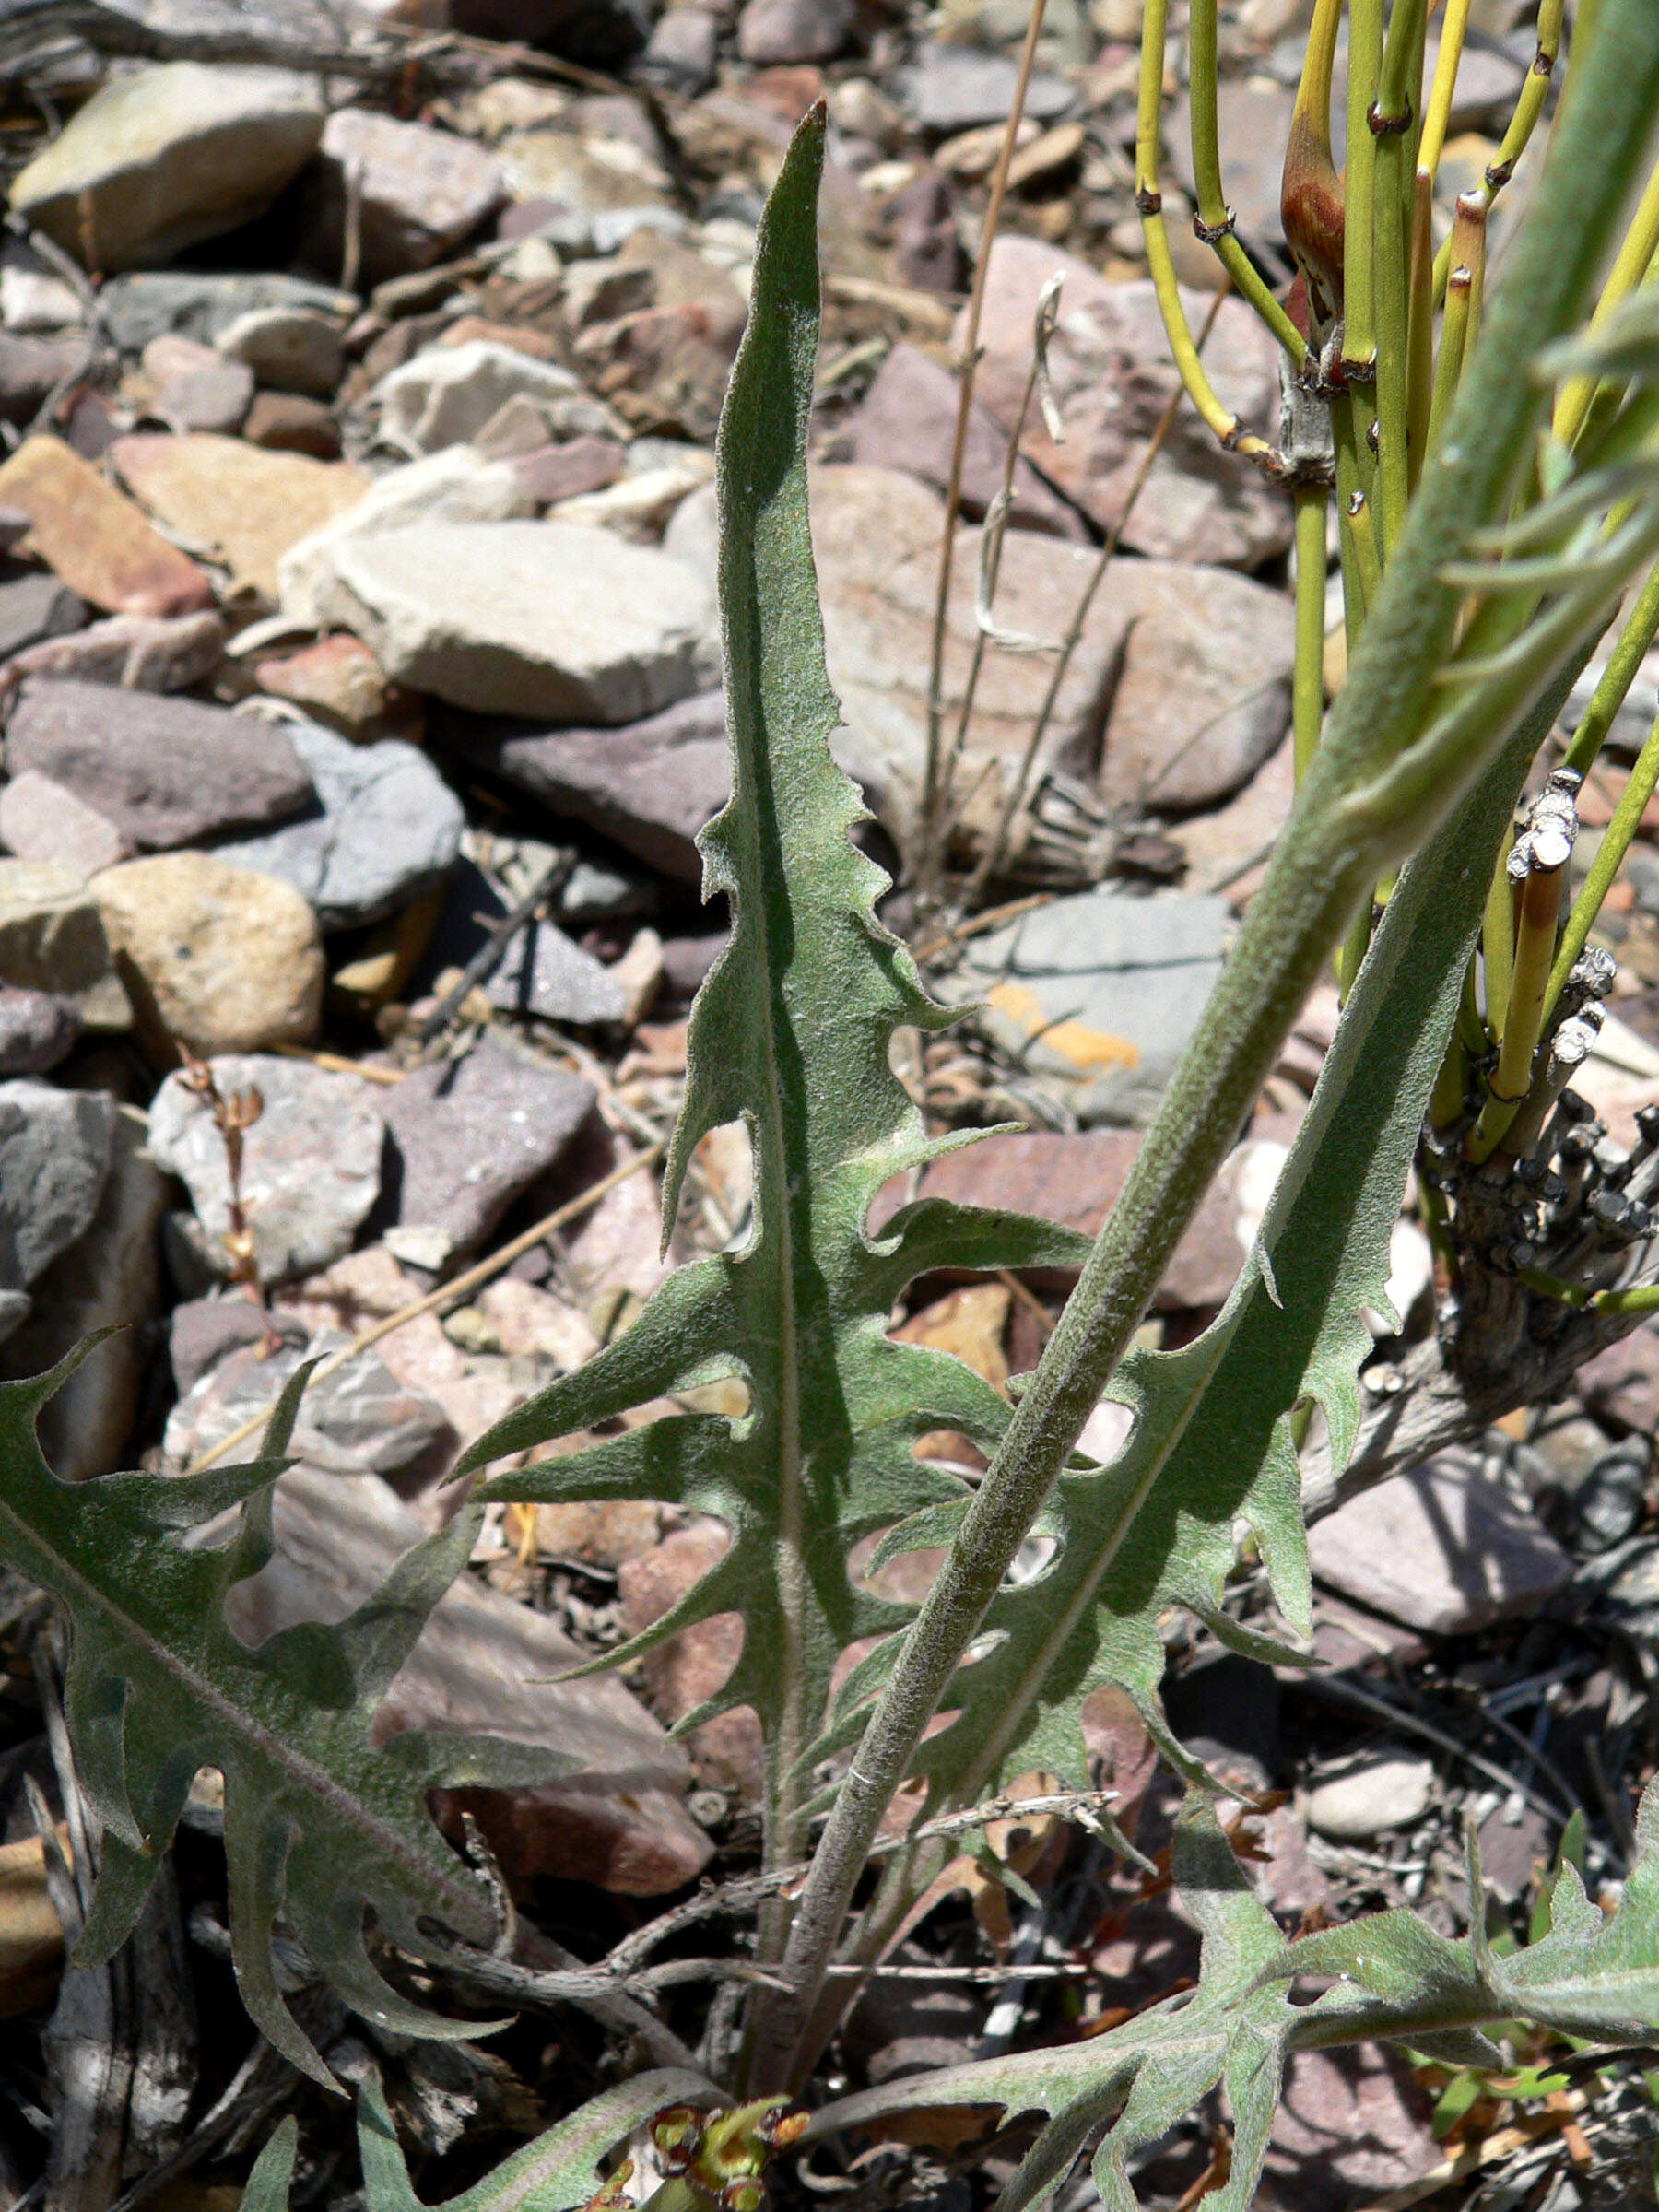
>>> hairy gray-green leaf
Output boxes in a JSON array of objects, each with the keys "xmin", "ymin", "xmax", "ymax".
[
  {"xmin": 840, "ymin": 688, "xmax": 1565, "ymax": 1808},
  {"xmin": 804, "ymin": 1782, "xmax": 1659, "ymax": 2212},
  {"xmin": 0, "ymin": 1350, "xmax": 567, "ymax": 2086},
  {"xmin": 242, "ymin": 2117, "xmax": 300, "ymax": 2212},
  {"xmin": 240, "ymin": 2069, "xmax": 714, "ymax": 2212},
  {"xmin": 355, "ymin": 2066, "xmax": 716, "ymax": 2212},
  {"xmin": 802, "ymin": 1800, "xmax": 1301, "ymax": 2212},
  {"xmin": 457, "ymin": 103, "xmax": 1088, "ymax": 1877},
  {"xmin": 1265, "ymin": 1778, "xmax": 1659, "ymax": 2046}
]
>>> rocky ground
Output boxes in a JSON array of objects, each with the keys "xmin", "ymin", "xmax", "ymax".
[{"xmin": 0, "ymin": 0, "xmax": 1657, "ymax": 2206}]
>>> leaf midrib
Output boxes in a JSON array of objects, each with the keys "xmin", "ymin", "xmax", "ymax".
[{"xmin": 0, "ymin": 1492, "xmax": 482, "ymax": 1928}]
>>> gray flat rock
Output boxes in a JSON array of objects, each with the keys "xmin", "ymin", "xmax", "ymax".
[
  {"xmin": 164, "ymin": 1327, "xmax": 449, "ymax": 1480},
  {"xmin": 959, "ymin": 889, "xmax": 1229, "ymax": 1124},
  {"xmin": 147, "ymin": 1051, "xmax": 384, "ymax": 1285},
  {"xmin": 0, "ymin": 1105, "xmax": 164, "ymax": 1477},
  {"xmin": 99, "ymin": 271, "xmax": 356, "ymax": 354},
  {"xmin": 212, "ymin": 720, "xmax": 463, "ymax": 932},
  {"xmin": 0, "ymin": 859, "xmax": 131, "ymax": 1028},
  {"xmin": 375, "ymin": 1029, "xmax": 595, "ymax": 1265},
  {"xmin": 487, "ymin": 917, "xmax": 629, "ymax": 1026},
  {"xmin": 312, "ymin": 518, "xmax": 718, "ymax": 724},
  {"xmin": 0, "ymin": 1079, "xmax": 113, "ymax": 1339},
  {"xmin": 0, "ymin": 983, "xmax": 80, "ymax": 1076},
  {"xmin": 9, "ymin": 64, "xmax": 324, "ymax": 273},
  {"xmin": 902, "ymin": 42, "xmax": 1076, "ymax": 132},
  {"xmin": 0, "ymin": 572, "xmax": 84, "ymax": 659}
]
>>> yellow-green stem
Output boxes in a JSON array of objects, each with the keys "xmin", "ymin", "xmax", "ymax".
[
  {"xmin": 1431, "ymin": 0, "xmax": 1562, "ymax": 304},
  {"xmin": 1372, "ymin": 126, "xmax": 1414, "ymax": 551},
  {"xmin": 1418, "ymin": 0, "xmax": 1471, "ymax": 181},
  {"xmin": 1469, "ymin": 860, "xmax": 1564, "ymax": 1159},
  {"xmin": 1406, "ymin": 168, "xmax": 1434, "ymax": 490},
  {"xmin": 1481, "ymin": 838, "xmax": 1515, "ymax": 1041},
  {"xmin": 1332, "ymin": 393, "xmax": 1372, "ymax": 646},
  {"xmin": 1293, "ymin": 485, "xmax": 1328, "ymax": 785},
  {"xmin": 1371, "ymin": 0, "xmax": 1426, "ymax": 554},
  {"xmin": 1520, "ymin": 1264, "xmax": 1659, "ymax": 1315},
  {"xmin": 1347, "ymin": 487, "xmax": 1382, "ymax": 610},
  {"xmin": 1135, "ymin": 0, "xmax": 1269, "ymax": 456},
  {"xmin": 1342, "ymin": 0, "xmax": 1382, "ymax": 378},
  {"xmin": 1427, "ymin": 194, "xmax": 1487, "ymax": 460},
  {"xmin": 1556, "ymin": 153, "xmax": 1659, "ymax": 449},
  {"xmin": 1560, "ymin": 559, "xmax": 1659, "ymax": 783},
  {"xmin": 1186, "ymin": 0, "xmax": 1308, "ymax": 362},
  {"xmin": 1430, "ymin": 1031, "xmax": 1469, "ymax": 1129},
  {"xmin": 1548, "ymin": 700, "xmax": 1659, "ymax": 1022}
]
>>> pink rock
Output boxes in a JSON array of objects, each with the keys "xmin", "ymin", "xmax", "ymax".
[
  {"xmin": 1306, "ymin": 1450, "xmax": 1573, "ymax": 1635},
  {"xmin": 303, "ymin": 108, "xmax": 505, "ymax": 288},
  {"xmin": 848, "ymin": 342, "xmax": 1086, "ymax": 540},
  {"xmin": 275, "ymin": 1243, "xmax": 466, "ymax": 1406},
  {"xmin": 737, "ymin": 0, "xmax": 853, "ymax": 65},
  {"xmin": 216, "ymin": 1463, "xmax": 712, "ymax": 1896},
  {"xmin": 0, "ymin": 768, "xmax": 128, "ymax": 875},
  {"xmin": 963, "ymin": 238, "xmax": 1289, "ymax": 569},
  {"xmin": 0, "ymin": 435, "xmax": 214, "ymax": 618},
  {"xmin": 510, "ymin": 434, "xmax": 629, "ymax": 508},
  {"xmin": 1579, "ymin": 1323, "xmax": 1659, "ymax": 1430},
  {"xmin": 5, "ymin": 607, "xmax": 224, "ymax": 693},
  {"xmin": 1261, "ymin": 2046, "xmax": 1438, "ymax": 2207},
  {"xmin": 253, "ymin": 632, "xmax": 405, "ymax": 739},
  {"xmin": 872, "ymin": 1127, "xmax": 1256, "ymax": 1312},
  {"xmin": 618, "ymin": 1518, "xmax": 764, "ymax": 1803}
]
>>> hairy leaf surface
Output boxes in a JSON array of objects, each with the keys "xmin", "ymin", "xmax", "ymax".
[
  {"xmin": 0, "ymin": 1352, "xmax": 567, "ymax": 2084},
  {"xmin": 848, "ymin": 697, "xmax": 1565, "ymax": 1806},
  {"xmin": 458, "ymin": 107, "xmax": 1088, "ymax": 1853},
  {"xmin": 803, "ymin": 1783, "xmax": 1659, "ymax": 2212},
  {"xmin": 355, "ymin": 2067, "xmax": 716, "ymax": 2212},
  {"xmin": 242, "ymin": 2069, "xmax": 714, "ymax": 2212}
]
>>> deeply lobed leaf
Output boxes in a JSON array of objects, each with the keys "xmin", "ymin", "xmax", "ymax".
[
  {"xmin": 0, "ymin": 1349, "xmax": 568, "ymax": 2085},
  {"xmin": 834, "ymin": 690, "xmax": 1569, "ymax": 1810},
  {"xmin": 803, "ymin": 1782, "xmax": 1659, "ymax": 2212},
  {"xmin": 457, "ymin": 107, "xmax": 1088, "ymax": 1853}
]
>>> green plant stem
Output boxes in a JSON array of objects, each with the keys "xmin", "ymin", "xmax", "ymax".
[
  {"xmin": 1560, "ymin": 557, "xmax": 1659, "ymax": 783},
  {"xmin": 1418, "ymin": 0, "xmax": 1470, "ymax": 181},
  {"xmin": 1293, "ymin": 485, "xmax": 1328, "ymax": 785},
  {"xmin": 1135, "ymin": 0, "xmax": 1271, "ymax": 458},
  {"xmin": 1468, "ymin": 859, "xmax": 1564, "ymax": 1161},
  {"xmin": 1333, "ymin": 395, "xmax": 1374, "ymax": 645},
  {"xmin": 1548, "ymin": 699, "xmax": 1659, "ymax": 1022},
  {"xmin": 1427, "ymin": 195, "xmax": 1486, "ymax": 462},
  {"xmin": 754, "ymin": 0, "xmax": 1659, "ymax": 2098},
  {"xmin": 1185, "ymin": 0, "xmax": 1308, "ymax": 363},
  {"xmin": 1431, "ymin": 0, "xmax": 1562, "ymax": 304},
  {"xmin": 1347, "ymin": 487, "xmax": 1382, "ymax": 610},
  {"xmin": 1518, "ymin": 1263, "xmax": 1659, "ymax": 1314},
  {"xmin": 1458, "ymin": 952, "xmax": 1490, "ymax": 1058},
  {"xmin": 1480, "ymin": 839, "xmax": 1515, "ymax": 1041},
  {"xmin": 1341, "ymin": 0, "xmax": 1382, "ymax": 381},
  {"xmin": 1406, "ymin": 167, "xmax": 1434, "ymax": 490},
  {"xmin": 1372, "ymin": 0, "xmax": 1426, "ymax": 554},
  {"xmin": 1557, "ymin": 152, "xmax": 1659, "ymax": 450}
]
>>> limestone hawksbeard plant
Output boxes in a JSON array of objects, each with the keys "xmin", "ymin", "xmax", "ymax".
[{"xmin": 6, "ymin": 3, "xmax": 1659, "ymax": 2205}]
